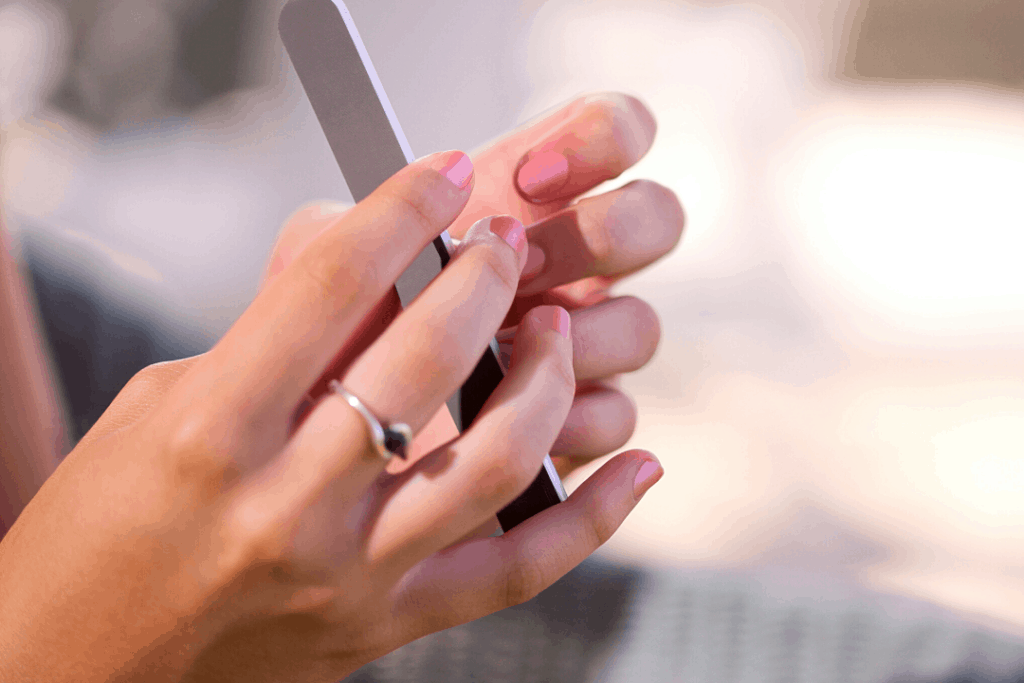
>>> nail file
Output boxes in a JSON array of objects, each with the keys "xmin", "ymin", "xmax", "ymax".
[{"xmin": 279, "ymin": 0, "xmax": 567, "ymax": 531}]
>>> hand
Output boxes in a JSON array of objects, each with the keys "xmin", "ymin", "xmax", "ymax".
[
  {"xmin": 461, "ymin": 92, "xmax": 684, "ymax": 479},
  {"xmin": 267, "ymin": 92, "xmax": 685, "ymax": 485},
  {"xmin": 0, "ymin": 150, "xmax": 664, "ymax": 682}
]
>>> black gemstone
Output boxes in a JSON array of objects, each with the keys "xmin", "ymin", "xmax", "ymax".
[{"xmin": 383, "ymin": 429, "xmax": 407, "ymax": 459}]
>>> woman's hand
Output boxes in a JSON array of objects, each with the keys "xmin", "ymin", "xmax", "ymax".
[
  {"xmin": 268, "ymin": 93, "xmax": 685, "ymax": 484},
  {"xmin": 462, "ymin": 92, "xmax": 684, "ymax": 477},
  {"xmin": 0, "ymin": 148, "xmax": 664, "ymax": 682}
]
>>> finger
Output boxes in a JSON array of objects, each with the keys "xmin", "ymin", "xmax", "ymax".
[
  {"xmin": 515, "ymin": 179, "xmax": 685, "ymax": 297},
  {"xmin": 393, "ymin": 450, "xmax": 663, "ymax": 638},
  {"xmin": 502, "ymin": 296, "xmax": 661, "ymax": 382},
  {"xmin": 262, "ymin": 201, "xmax": 352, "ymax": 287},
  {"xmin": 230, "ymin": 216, "xmax": 530, "ymax": 536},
  {"xmin": 571, "ymin": 296, "xmax": 661, "ymax": 381},
  {"xmin": 163, "ymin": 151, "xmax": 475, "ymax": 461},
  {"xmin": 341, "ymin": 214, "xmax": 527, "ymax": 438},
  {"xmin": 513, "ymin": 93, "xmax": 656, "ymax": 205},
  {"xmin": 453, "ymin": 92, "xmax": 658, "ymax": 232},
  {"xmin": 550, "ymin": 384, "xmax": 637, "ymax": 460},
  {"xmin": 362, "ymin": 305, "xmax": 574, "ymax": 573}
]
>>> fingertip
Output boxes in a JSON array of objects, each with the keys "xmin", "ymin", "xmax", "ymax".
[
  {"xmin": 518, "ymin": 305, "xmax": 571, "ymax": 341},
  {"xmin": 622, "ymin": 94, "xmax": 657, "ymax": 153},
  {"xmin": 430, "ymin": 150, "xmax": 474, "ymax": 191},
  {"xmin": 516, "ymin": 150, "xmax": 570, "ymax": 203},
  {"xmin": 632, "ymin": 451, "xmax": 663, "ymax": 500},
  {"xmin": 553, "ymin": 306, "xmax": 571, "ymax": 339},
  {"xmin": 486, "ymin": 215, "xmax": 527, "ymax": 261},
  {"xmin": 521, "ymin": 239, "xmax": 546, "ymax": 280}
]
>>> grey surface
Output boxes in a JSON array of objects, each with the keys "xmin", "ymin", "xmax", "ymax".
[
  {"xmin": 343, "ymin": 562, "xmax": 1024, "ymax": 683},
  {"xmin": 279, "ymin": 0, "xmax": 410, "ymax": 203},
  {"xmin": 280, "ymin": 0, "xmax": 565, "ymax": 527}
]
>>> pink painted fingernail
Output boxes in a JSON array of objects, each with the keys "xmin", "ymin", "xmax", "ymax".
[
  {"xmin": 516, "ymin": 150, "xmax": 569, "ymax": 200},
  {"xmin": 522, "ymin": 242, "xmax": 546, "ymax": 279},
  {"xmin": 550, "ymin": 307, "xmax": 570, "ymax": 338},
  {"xmin": 434, "ymin": 150, "xmax": 474, "ymax": 190},
  {"xmin": 633, "ymin": 458, "xmax": 663, "ymax": 499},
  {"xmin": 488, "ymin": 215, "xmax": 526, "ymax": 254}
]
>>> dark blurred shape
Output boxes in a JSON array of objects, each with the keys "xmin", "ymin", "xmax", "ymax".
[
  {"xmin": 844, "ymin": 0, "xmax": 1024, "ymax": 88},
  {"xmin": 27, "ymin": 263, "xmax": 158, "ymax": 441},
  {"xmin": 21, "ymin": 229, "xmax": 200, "ymax": 442},
  {"xmin": 50, "ymin": 0, "xmax": 264, "ymax": 128},
  {"xmin": 898, "ymin": 668, "xmax": 1024, "ymax": 683},
  {"xmin": 172, "ymin": 0, "xmax": 254, "ymax": 108}
]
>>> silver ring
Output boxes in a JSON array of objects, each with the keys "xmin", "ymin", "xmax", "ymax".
[{"xmin": 327, "ymin": 380, "xmax": 412, "ymax": 460}]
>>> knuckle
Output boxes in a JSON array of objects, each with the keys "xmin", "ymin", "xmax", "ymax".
[
  {"xmin": 543, "ymin": 344, "xmax": 577, "ymax": 391},
  {"xmin": 164, "ymin": 410, "xmax": 214, "ymax": 460},
  {"xmin": 129, "ymin": 356, "xmax": 201, "ymax": 389},
  {"xmin": 164, "ymin": 411, "xmax": 244, "ymax": 497},
  {"xmin": 293, "ymin": 247, "xmax": 376, "ymax": 319},
  {"xmin": 501, "ymin": 558, "xmax": 546, "ymax": 608},
  {"xmin": 396, "ymin": 190, "xmax": 437, "ymax": 238},
  {"xmin": 407, "ymin": 327, "xmax": 471, "ymax": 389},
  {"xmin": 388, "ymin": 173, "xmax": 450, "ymax": 240},
  {"xmin": 582, "ymin": 502, "xmax": 619, "ymax": 548},
  {"xmin": 471, "ymin": 445, "xmax": 538, "ymax": 509},
  {"xmin": 121, "ymin": 363, "xmax": 165, "ymax": 396}
]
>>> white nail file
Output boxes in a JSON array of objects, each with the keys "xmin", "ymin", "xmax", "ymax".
[{"xmin": 279, "ymin": 0, "xmax": 567, "ymax": 531}]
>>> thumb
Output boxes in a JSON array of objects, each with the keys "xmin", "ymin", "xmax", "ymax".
[{"xmin": 393, "ymin": 450, "xmax": 663, "ymax": 636}]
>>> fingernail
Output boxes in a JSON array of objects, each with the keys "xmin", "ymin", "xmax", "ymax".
[
  {"xmin": 434, "ymin": 151, "xmax": 474, "ymax": 190},
  {"xmin": 488, "ymin": 215, "xmax": 526, "ymax": 255},
  {"xmin": 495, "ymin": 327, "xmax": 516, "ymax": 371},
  {"xmin": 549, "ymin": 307, "xmax": 570, "ymax": 338},
  {"xmin": 522, "ymin": 242, "xmax": 545, "ymax": 280},
  {"xmin": 516, "ymin": 150, "xmax": 569, "ymax": 200},
  {"xmin": 633, "ymin": 458, "xmax": 663, "ymax": 499}
]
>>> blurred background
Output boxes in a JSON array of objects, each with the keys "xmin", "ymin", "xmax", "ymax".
[{"xmin": 3, "ymin": 0, "xmax": 1024, "ymax": 680}]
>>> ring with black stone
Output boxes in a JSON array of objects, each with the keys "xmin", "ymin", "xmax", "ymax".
[{"xmin": 327, "ymin": 380, "xmax": 412, "ymax": 460}]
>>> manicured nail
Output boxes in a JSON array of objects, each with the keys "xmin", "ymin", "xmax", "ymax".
[
  {"xmin": 516, "ymin": 150, "xmax": 569, "ymax": 200},
  {"xmin": 633, "ymin": 458, "xmax": 663, "ymax": 499},
  {"xmin": 522, "ymin": 242, "xmax": 545, "ymax": 279},
  {"xmin": 488, "ymin": 215, "xmax": 526, "ymax": 254},
  {"xmin": 551, "ymin": 307, "xmax": 570, "ymax": 338},
  {"xmin": 434, "ymin": 151, "xmax": 474, "ymax": 190}
]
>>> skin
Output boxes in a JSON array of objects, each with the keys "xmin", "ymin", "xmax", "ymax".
[
  {"xmin": 0, "ymin": 93, "xmax": 684, "ymax": 682},
  {"xmin": 0, "ymin": 228, "xmax": 68, "ymax": 535}
]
